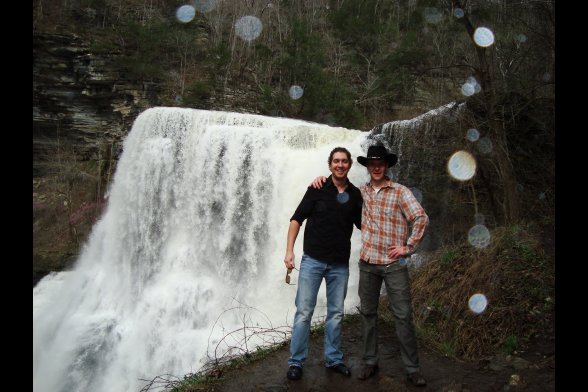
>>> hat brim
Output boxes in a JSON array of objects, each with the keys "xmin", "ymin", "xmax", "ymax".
[{"xmin": 358, "ymin": 154, "xmax": 398, "ymax": 167}]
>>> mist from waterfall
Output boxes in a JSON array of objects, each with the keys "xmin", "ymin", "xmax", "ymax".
[{"xmin": 33, "ymin": 108, "xmax": 368, "ymax": 392}]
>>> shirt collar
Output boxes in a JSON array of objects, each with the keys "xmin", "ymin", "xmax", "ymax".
[
  {"xmin": 366, "ymin": 176, "xmax": 394, "ymax": 190},
  {"xmin": 326, "ymin": 175, "xmax": 350, "ymax": 188}
]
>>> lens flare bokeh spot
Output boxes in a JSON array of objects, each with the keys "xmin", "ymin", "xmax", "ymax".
[
  {"xmin": 176, "ymin": 5, "xmax": 195, "ymax": 23},
  {"xmin": 468, "ymin": 224, "xmax": 491, "ymax": 248},
  {"xmin": 289, "ymin": 85, "xmax": 304, "ymax": 100},
  {"xmin": 466, "ymin": 128, "xmax": 480, "ymax": 142},
  {"xmin": 336, "ymin": 192, "xmax": 349, "ymax": 204},
  {"xmin": 447, "ymin": 150, "xmax": 476, "ymax": 181},
  {"xmin": 468, "ymin": 293, "xmax": 488, "ymax": 314},
  {"xmin": 477, "ymin": 137, "xmax": 493, "ymax": 154},
  {"xmin": 235, "ymin": 16, "xmax": 263, "ymax": 42},
  {"xmin": 461, "ymin": 83, "xmax": 475, "ymax": 96},
  {"xmin": 473, "ymin": 27, "xmax": 495, "ymax": 47}
]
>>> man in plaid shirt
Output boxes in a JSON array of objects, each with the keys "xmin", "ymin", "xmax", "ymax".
[{"xmin": 354, "ymin": 144, "xmax": 428, "ymax": 386}]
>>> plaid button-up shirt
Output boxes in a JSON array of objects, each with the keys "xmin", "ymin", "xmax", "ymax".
[{"xmin": 359, "ymin": 177, "xmax": 428, "ymax": 265}]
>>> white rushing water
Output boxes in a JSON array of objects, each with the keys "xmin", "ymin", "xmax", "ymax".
[{"xmin": 33, "ymin": 107, "xmax": 368, "ymax": 392}]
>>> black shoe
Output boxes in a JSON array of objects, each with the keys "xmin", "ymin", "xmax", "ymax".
[
  {"xmin": 287, "ymin": 365, "xmax": 303, "ymax": 380},
  {"xmin": 328, "ymin": 363, "xmax": 351, "ymax": 376}
]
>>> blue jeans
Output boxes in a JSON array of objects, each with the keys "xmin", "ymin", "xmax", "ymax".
[{"xmin": 288, "ymin": 254, "xmax": 350, "ymax": 368}]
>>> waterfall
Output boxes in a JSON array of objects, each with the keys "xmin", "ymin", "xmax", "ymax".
[{"xmin": 33, "ymin": 107, "xmax": 367, "ymax": 392}]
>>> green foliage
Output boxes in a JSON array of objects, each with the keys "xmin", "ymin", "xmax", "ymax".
[
  {"xmin": 115, "ymin": 55, "xmax": 164, "ymax": 80},
  {"xmin": 170, "ymin": 339, "xmax": 290, "ymax": 391},
  {"xmin": 504, "ymin": 225, "xmax": 548, "ymax": 268},
  {"xmin": 183, "ymin": 80, "xmax": 214, "ymax": 106},
  {"xmin": 280, "ymin": 19, "xmax": 327, "ymax": 83},
  {"xmin": 310, "ymin": 320, "xmax": 326, "ymax": 335},
  {"xmin": 300, "ymin": 75, "xmax": 365, "ymax": 128},
  {"xmin": 89, "ymin": 38, "xmax": 119, "ymax": 54},
  {"xmin": 415, "ymin": 322, "xmax": 457, "ymax": 359},
  {"xmin": 170, "ymin": 372, "xmax": 207, "ymax": 392},
  {"xmin": 406, "ymin": 8, "xmax": 425, "ymax": 30},
  {"xmin": 440, "ymin": 248, "xmax": 458, "ymax": 266},
  {"xmin": 428, "ymin": 299, "xmax": 443, "ymax": 311},
  {"xmin": 276, "ymin": 18, "xmax": 365, "ymax": 127},
  {"xmin": 253, "ymin": 42, "xmax": 274, "ymax": 61},
  {"xmin": 375, "ymin": 33, "xmax": 429, "ymax": 104},
  {"xmin": 257, "ymin": 85, "xmax": 289, "ymax": 116},
  {"xmin": 207, "ymin": 43, "xmax": 232, "ymax": 70},
  {"xmin": 502, "ymin": 334, "xmax": 518, "ymax": 355},
  {"xmin": 111, "ymin": 19, "xmax": 176, "ymax": 80},
  {"xmin": 329, "ymin": 0, "xmax": 399, "ymax": 56},
  {"xmin": 440, "ymin": 339, "xmax": 457, "ymax": 358}
]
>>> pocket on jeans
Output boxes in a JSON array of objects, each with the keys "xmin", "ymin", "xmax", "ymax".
[{"xmin": 358, "ymin": 260, "xmax": 372, "ymax": 272}]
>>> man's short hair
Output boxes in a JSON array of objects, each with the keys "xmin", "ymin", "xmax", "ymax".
[{"xmin": 328, "ymin": 147, "xmax": 353, "ymax": 166}]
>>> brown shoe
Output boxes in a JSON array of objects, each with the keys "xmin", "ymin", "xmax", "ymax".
[
  {"xmin": 356, "ymin": 364, "xmax": 378, "ymax": 380},
  {"xmin": 407, "ymin": 371, "xmax": 426, "ymax": 387}
]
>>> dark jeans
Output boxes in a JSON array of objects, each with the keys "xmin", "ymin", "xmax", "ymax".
[{"xmin": 358, "ymin": 260, "xmax": 420, "ymax": 373}]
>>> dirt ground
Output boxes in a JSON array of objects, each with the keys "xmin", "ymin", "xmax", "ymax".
[{"xmin": 205, "ymin": 316, "xmax": 555, "ymax": 392}]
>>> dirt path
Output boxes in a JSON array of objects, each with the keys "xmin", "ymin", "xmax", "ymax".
[{"xmin": 205, "ymin": 316, "xmax": 555, "ymax": 392}]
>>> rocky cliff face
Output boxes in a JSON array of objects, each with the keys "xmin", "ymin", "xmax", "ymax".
[{"xmin": 33, "ymin": 32, "xmax": 161, "ymax": 175}]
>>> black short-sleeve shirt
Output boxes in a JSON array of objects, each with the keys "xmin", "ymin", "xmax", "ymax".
[{"xmin": 290, "ymin": 176, "xmax": 362, "ymax": 264}]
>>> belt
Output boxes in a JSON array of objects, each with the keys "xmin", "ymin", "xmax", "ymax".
[{"xmin": 360, "ymin": 258, "xmax": 397, "ymax": 266}]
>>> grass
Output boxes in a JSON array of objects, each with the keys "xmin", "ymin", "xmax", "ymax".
[
  {"xmin": 163, "ymin": 340, "xmax": 291, "ymax": 392},
  {"xmin": 410, "ymin": 223, "xmax": 554, "ymax": 360},
  {"xmin": 440, "ymin": 248, "xmax": 459, "ymax": 266},
  {"xmin": 502, "ymin": 334, "xmax": 519, "ymax": 355},
  {"xmin": 440, "ymin": 339, "xmax": 457, "ymax": 358}
]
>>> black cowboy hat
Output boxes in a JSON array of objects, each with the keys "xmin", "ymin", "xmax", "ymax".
[{"xmin": 357, "ymin": 145, "xmax": 398, "ymax": 167}]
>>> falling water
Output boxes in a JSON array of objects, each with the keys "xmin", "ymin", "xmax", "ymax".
[{"xmin": 33, "ymin": 108, "xmax": 367, "ymax": 392}]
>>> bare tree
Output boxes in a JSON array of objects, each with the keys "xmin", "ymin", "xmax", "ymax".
[{"xmin": 452, "ymin": 0, "xmax": 522, "ymax": 223}]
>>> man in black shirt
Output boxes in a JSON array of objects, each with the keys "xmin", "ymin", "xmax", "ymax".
[{"xmin": 284, "ymin": 147, "xmax": 362, "ymax": 381}]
